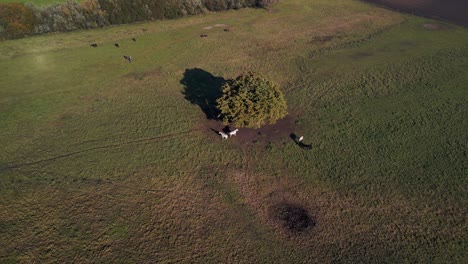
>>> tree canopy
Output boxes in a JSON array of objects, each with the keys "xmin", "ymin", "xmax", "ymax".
[{"xmin": 216, "ymin": 71, "xmax": 288, "ymax": 128}]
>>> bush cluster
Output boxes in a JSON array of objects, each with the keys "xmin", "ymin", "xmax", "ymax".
[
  {"xmin": 0, "ymin": 3, "xmax": 35, "ymax": 39},
  {"xmin": 217, "ymin": 71, "xmax": 288, "ymax": 128},
  {"xmin": 0, "ymin": 0, "xmax": 276, "ymax": 40}
]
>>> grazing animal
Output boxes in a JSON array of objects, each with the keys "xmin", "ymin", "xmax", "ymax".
[
  {"xmin": 123, "ymin": 55, "xmax": 132, "ymax": 62},
  {"xmin": 132, "ymin": 38, "xmax": 136, "ymax": 42},
  {"xmin": 219, "ymin": 131, "xmax": 229, "ymax": 140},
  {"xmin": 90, "ymin": 43, "xmax": 98, "ymax": 48},
  {"xmin": 228, "ymin": 129, "xmax": 239, "ymax": 137},
  {"xmin": 223, "ymin": 28, "xmax": 230, "ymax": 32},
  {"xmin": 298, "ymin": 136, "xmax": 304, "ymax": 142},
  {"xmin": 200, "ymin": 34, "xmax": 208, "ymax": 38},
  {"xmin": 114, "ymin": 43, "xmax": 120, "ymax": 48}
]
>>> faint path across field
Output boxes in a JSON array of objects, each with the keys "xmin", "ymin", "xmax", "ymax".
[
  {"xmin": 362, "ymin": 0, "xmax": 468, "ymax": 27},
  {"xmin": 0, "ymin": 129, "xmax": 199, "ymax": 172}
]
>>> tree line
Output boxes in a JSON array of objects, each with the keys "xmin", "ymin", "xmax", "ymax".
[{"xmin": 0, "ymin": 0, "xmax": 277, "ymax": 40}]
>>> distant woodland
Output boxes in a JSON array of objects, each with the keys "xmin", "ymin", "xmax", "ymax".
[{"xmin": 0, "ymin": 0, "xmax": 274, "ymax": 39}]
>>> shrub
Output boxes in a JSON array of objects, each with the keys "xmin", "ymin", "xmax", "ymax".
[
  {"xmin": 0, "ymin": 3, "xmax": 35, "ymax": 39},
  {"xmin": 202, "ymin": 0, "xmax": 227, "ymax": 11},
  {"xmin": 256, "ymin": 0, "xmax": 279, "ymax": 9},
  {"xmin": 182, "ymin": 0, "xmax": 205, "ymax": 15},
  {"xmin": 217, "ymin": 71, "xmax": 288, "ymax": 128}
]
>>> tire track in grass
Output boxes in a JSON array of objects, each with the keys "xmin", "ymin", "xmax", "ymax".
[{"xmin": 1, "ymin": 129, "xmax": 202, "ymax": 172}]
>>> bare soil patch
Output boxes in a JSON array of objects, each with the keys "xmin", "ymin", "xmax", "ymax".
[
  {"xmin": 200, "ymin": 114, "xmax": 298, "ymax": 146},
  {"xmin": 362, "ymin": 0, "xmax": 468, "ymax": 27},
  {"xmin": 125, "ymin": 67, "xmax": 163, "ymax": 81},
  {"xmin": 203, "ymin": 24, "xmax": 229, "ymax": 30},
  {"xmin": 422, "ymin": 23, "xmax": 445, "ymax": 30},
  {"xmin": 269, "ymin": 202, "xmax": 315, "ymax": 233}
]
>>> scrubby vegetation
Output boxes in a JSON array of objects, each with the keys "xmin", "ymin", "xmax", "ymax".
[
  {"xmin": 0, "ymin": 3, "xmax": 35, "ymax": 38},
  {"xmin": 217, "ymin": 71, "xmax": 287, "ymax": 128},
  {"xmin": 0, "ymin": 0, "xmax": 274, "ymax": 39}
]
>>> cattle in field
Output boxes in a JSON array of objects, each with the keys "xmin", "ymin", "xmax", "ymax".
[
  {"xmin": 90, "ymin": 43, "xmax": 98, "ymax": 47},
  {"xmin": 132, "ymin": 38, "xmax": 136, "ymax": 42},
  {"xmin": 200, "ymin": 34, "xmax": 208, "ymax": 38},
  {"xmin": 123, "ymin": 55, "xmax": 133, "ymax": 62},
  {"xmin": 114, "ymin": 43, "xmax": 120, "ymax": 48}
]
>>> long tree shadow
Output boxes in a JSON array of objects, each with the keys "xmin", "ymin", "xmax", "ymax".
[{"xmin": 181, "ymin": 68, "xmax": 226, "ymax": 119}]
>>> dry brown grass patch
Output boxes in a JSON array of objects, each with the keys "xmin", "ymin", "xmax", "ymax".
[
  {"xmin": 224, "ymin": 169, "xmax": 467, "ymax": 255},
  {"xmin": 203, "ymin": 24, "xmax": 229, "ymax": 30},
  {"xmin": 0, "ymin": 177, "xmax": 227, "ymax": 262},
  {"xmin": 124, "ymin": 66, "xmax": 164, "ymax": 81}
]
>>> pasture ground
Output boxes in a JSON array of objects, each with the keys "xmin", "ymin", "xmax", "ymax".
[{"xmin": 0, "ymin": 0, "xmax": 467, "ymax": 262}]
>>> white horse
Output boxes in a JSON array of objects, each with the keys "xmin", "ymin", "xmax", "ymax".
[
  {"xmin": 219, "ymin": 131, "xmax": 229, "ymax": 140},
  {"xmin": 229, "ymin": 129, "xmax": 239, "ymax": 137}
]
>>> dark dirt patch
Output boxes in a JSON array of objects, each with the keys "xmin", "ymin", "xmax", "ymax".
[
  {"xmin": 269, "ymin": 203, "xmax": 315, "ymax": 233},
  {"xmin": 125, "ymin": 67, "xmax": 163, "ymax": 80},
  {"xmin": 236, "ymin": 115, "xmax": 297, "ymax": 144},
  {"xmin": 126, "ymin": 72, "xmax": 148, "ymax": 80},
  {"xmin": 200, "ymin": 114, "xmax": 298, "ymax": 146},
  {"xmin": 422, "ymin": 23, "xmax": 446, "ymax": 30}
]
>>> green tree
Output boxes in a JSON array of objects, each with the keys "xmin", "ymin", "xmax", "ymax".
[{"xmin": 216, "ymin": 71, "xmax": 287, "ymax": 128}]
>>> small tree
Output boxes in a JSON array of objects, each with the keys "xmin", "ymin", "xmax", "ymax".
[{"xmin": 217, "ymin": 71, "xmax": 287, "ymax": 128}]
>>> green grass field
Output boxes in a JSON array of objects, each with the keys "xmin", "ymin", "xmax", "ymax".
[{"xmin": 0, "ymin": 0, "xmax": 467, "ymax": 262}]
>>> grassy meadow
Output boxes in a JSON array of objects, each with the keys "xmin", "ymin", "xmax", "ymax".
[{"xmin": 0, "ymin": 0, "xmax": 467, "ymax": 262}]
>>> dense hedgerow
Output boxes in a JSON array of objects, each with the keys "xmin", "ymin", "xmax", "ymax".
[{"xmin": 0, "ymin": 0, "xmax": 276, "ymax": 40}]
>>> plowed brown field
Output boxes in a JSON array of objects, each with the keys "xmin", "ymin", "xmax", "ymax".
[{"xmin": 364, "ymin": 0, "xmax": 468, "ymax": 26}]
